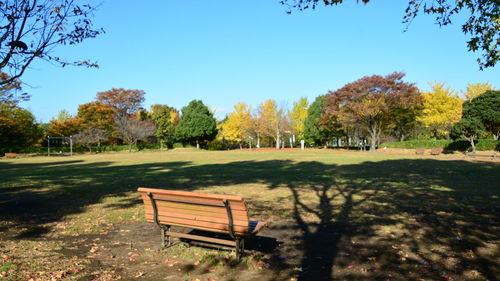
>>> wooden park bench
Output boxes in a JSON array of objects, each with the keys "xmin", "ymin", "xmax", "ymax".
[
  {"xmin": 430, "ymin": 148, "xmax": 443, "ymax": 155},
  {"xmin": 415, "ymin": 148, "xmax": 426, "ymax": 155},
  {"xmin": 4, "ymin": 153, "xmax": 17, "ymax": 158},
  {"xmin": 465, "ymin": 150, "xmax": 498, "ymax": 160},
  {"xmin": 138, "ymin": 187, "xmax": 269, "ymax": 259}
]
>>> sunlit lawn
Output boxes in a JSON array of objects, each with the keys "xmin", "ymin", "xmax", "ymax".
[{"xmin": 0, "ymin": 149, "xmax": 498, "ymax": 280}]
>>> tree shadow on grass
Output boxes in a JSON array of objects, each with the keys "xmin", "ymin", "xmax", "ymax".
[{"xmin": 0, "ymin": 157, "xmax": 498, "ymax": 280}]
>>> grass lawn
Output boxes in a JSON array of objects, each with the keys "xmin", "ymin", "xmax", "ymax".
[{"xmin": 0, "ymin": 149, "xmax": 499, "ymax": 281}]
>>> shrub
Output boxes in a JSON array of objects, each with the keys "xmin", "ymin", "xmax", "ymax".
[
  {"xmin": 381, "ymin": 139, "xmax": 498, "ymax": 151},
  {"xmin": 172, "ymin": 142, "xmax": 195, "ymax": 148},
  {"xmin": 207, "ymin": 141, "xmax": 228, "ymax": 151}
]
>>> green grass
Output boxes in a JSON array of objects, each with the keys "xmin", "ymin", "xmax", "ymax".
[{"xmin": 0, "ymin": 149, "xmax": 499, "ymax": 280}]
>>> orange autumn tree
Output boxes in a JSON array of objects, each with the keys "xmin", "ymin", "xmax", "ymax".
[
  {"xmin": 76, "ymin": 101, "xmax": 116, "ymax": 144},
  {"xmin": 95, "ymin": 88, "xmax": 147, "ymax": 146},
  {"xmin": 324, "ymin": 72, "xmax": 421, "ymax": 150},
  {"xmin": 96, "ymin": 88, "xmax": 146, "ymax": 117}
]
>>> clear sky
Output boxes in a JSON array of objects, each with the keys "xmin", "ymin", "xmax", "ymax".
[{"xmin": 21, "ymin": 0, "xmax": 499, "ymax": 122}]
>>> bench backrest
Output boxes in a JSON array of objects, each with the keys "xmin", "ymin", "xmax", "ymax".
[
  {"xmin": 138, "ymin": 188, "xmax": 250, "ymax": 235},
  {"xmin": 431, "ymin": 148, "xmax": 443, "ymax": 155},
  {"xmin": 415, "ymin": 148, "xmax": 425, "ymax": 154}
]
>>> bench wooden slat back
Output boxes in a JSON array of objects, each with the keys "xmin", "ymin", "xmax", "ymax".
[{"xmin": 138, "ymin": 188, "xmax": 250, "ymax": 235}]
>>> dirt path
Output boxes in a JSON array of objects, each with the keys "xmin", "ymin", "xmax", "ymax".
[{"xmin": 55, "ymin": 221, "xmax": 298, "ymax": 281}]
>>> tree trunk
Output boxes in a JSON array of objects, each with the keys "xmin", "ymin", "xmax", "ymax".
[
  {"xmin": 276, "ymin": 133, "xmax": 280, "ymax": 149},
  {"xmin": 160, "ymin": 141, "xmax": 163, "ymax": 150},
  {"xmin": 493, "ymin": 133, "xmax": 499, "ymax": 140},
  {"xmin": 469, "ymin": 137, "xmax": 476, "ymax": 153},
  {"xmin": 369, "ymin": 123, "xmax": 378, "ymax": 151},
  {"xmin": 129, "ymin": 143, "xmax": 133, "ymax": 152},
  {"xmin": 256, "ymin": 133, "xmax": 260, "ymax": 148},
  {"xmin": 399, "ymin": 133, "xmax": 405, "ymax": 142},
  {"xmin": 432, "ymin": 128, "xmax": 439, "ymax": 139},
  {"xmin": 196, "ymin": 139, "xmax": 200, "ymax": 149},
  {"xmin": 239, "ymin": 143, "xmax": 242, "ymax": 149}
]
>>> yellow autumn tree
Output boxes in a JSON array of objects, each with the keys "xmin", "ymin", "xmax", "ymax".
[
  {"xmin": 220, "ymin": 102, "xmax": 252, "ymax": 148},
  {"xmin": 289, "ymin": 97, "xmax": 309, "ymax": 141},
  {"xmin": 256, "ymin": 99, "xmax": 289, "ymax": 149},
  {"xmin": 418, "ymin": 82, "xmax": 463, "ymax": 139},
  {"xmin": 462, "ymin": 82, "xmax": 496, "ymax": 100}
]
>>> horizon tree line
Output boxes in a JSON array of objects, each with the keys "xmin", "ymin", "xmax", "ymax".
[{"xmin": 1, "ymin": 71, "xmax": 498, "ymax": 154}]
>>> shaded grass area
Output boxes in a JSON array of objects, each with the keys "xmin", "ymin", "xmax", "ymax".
[{"xmin": 0, "ymin": 150, "xmax": 499, "ymax": 280}]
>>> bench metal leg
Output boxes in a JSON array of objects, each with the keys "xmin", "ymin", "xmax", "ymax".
[
  {"xmin": 223, "ymin": 199, "xmax": 245, "ymax": 260},
  {"xmin": 235, "ymin": 237, "xmax": 244, "ymax": 260},
  {"xmin": 161, "ymin": 226, "xmax": 172, "ymax": 248}
]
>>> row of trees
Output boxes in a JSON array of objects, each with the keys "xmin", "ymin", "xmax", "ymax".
[
  {"xmin": 1, "ymin": 71, "xmax": 498, "ymax": 153},
  {"xmin": 217, "ymin": 73, "xmax": 498, "ymax": 151},
  {"xmin": 0, "ymin": 72, "xmax": 219, "ymax": 152},
  {"xmin": 43, "ymin": 90, "xmax": 218, "ymax": 152}
]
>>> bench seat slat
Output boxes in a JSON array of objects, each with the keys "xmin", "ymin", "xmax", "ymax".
[
  {"xmin": 144, "ymin": 204, "xmax": 249, "ymax": 220},
  {"xmin": 146, "ymin": 214, "xmax": 249, "ymax": 232},
  {"xmin": 144, "ymin": 210, "xmax": 249, "ymax": 227},
  {"xmin": 145, "ymin": 218, "xmax": 249, "ymax": 235}
]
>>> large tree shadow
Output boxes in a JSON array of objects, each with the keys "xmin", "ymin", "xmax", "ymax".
[{"xmin": 0, "ymin": 157, "xmax": 498, "ymax": 280}]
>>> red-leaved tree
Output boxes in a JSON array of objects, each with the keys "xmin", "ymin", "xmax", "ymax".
[
  {"xmin": 323, "ymin": 72, "xmax": 421, "ymax": 150},
  {"xmin": 96, "ymin": 88, "xmax": 145, "ymax": 117}
]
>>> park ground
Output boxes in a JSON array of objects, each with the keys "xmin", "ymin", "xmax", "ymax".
[{"xmin": 0, "ymin": 149, "xmax": 499, "ymax": 281}]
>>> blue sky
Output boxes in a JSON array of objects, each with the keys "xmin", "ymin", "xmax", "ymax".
[{"xmin": 21, "ymin": 0, "xmax": 499, "ymax": 122}]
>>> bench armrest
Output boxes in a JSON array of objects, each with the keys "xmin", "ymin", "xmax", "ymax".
[
  {"xmin": 147, "ymin": 192, "xmax": 161, "ymax": 226},
  {"xmin": 223, "ymin": 199, "xmax": 236, "ymax": 239}
]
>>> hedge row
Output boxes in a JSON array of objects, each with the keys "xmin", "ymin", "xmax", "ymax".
[
  {"xmin": 13, "ymin": 144, "xmax": 159, "ymax": 154},
  {"xmin": 381, "ymin": 139, "xmax": 499, "ymax": 151}
]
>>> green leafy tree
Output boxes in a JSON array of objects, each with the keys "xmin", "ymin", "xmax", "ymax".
[
  {"xmin": 451, "ymin": 118, "xmax": 485, "ymax": 152},
  {"xmin": 0, "ymin": 104, "xmax": 41, "ymax": 153},
  {"xmin": 304, "ymin": 95, "xmax": 332, "ymax": 146},
  {"xmin": 462, "ymin": 90, "xmax": 500, "ymax": 139},
  {"xmin": 281, "ymin": 0, "xmax": 499, "ymax": 69},
  {"xmin": 149, "ymin": 104, "xmax": 180, "ymax": 149},
  {"xmin": 175, "ymin": 100, "xmax": 217, "ymax": 149},
  {"xmin": 389, "ymin": 93, "xmax": 424, "ymax": 141}
]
